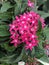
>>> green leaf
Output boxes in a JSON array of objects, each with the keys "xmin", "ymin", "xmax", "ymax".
[
  {"xmin": 31, "ymin": 48, "xmax": 35, "ymax": 58},
  {"xmin": 38, "ymin": 55, "xmax": 49, "ymax": 64},
  {"xmin": 21, "ymin": 0, "xmax": 28, "ymax": 13},
  {"xmin": 0, "ymin": 46, "xmax": 7, "ymax": 58},
  {"xmin": 38, "ymin": 21, "xmax": 42, "ymax": 32},
  {"xmin": 38, "ymin": 41, "xmax": 44, "ymax": 50},
  {"xmin": 0, "ymin": 31, "xmax": 15, "ymax": 52},
  {"xmin": 0, "ymin": 12, "xmax": 13, "ymax": 20},
  {"xmin": 44, "ymin": 26, "xmax": 49, "ymax": 43},
  {"xmin": 14, "ymin": 0, "xmax": 22, "ymax": 16},
  {"xmin": 0, "ymin": 50, "xmax": 7, "ymax": 58},
  {"xmin": 43, "ymin": 2, "xmax": 48, "ymax": 12},
  {"xmin": 37, "ymin": 11, "xmax": 49, "ymax": 18},
  {"xmin": 14, "ymin": 0, "xmax": 28, "ymax": 15},
  {"xmin": 0, "ymin": 37, "xmax": 9, "ymax": 43},
  {"xmin": 37, "ymin": 0, "xmax": 45, "ymax": 6},
  {"xmin": 14, "ymin": 0, "xmax": 22, "ymax": 3},
  {"xmin": 13, "ymin": 48, "xmax": 25, "ymax": 63},
  {"xmin": 0, "ymin": 54, "xmax": 16, "ymax": 64},
  {"xmin": 0, "ymin": 63, "xmax": 10, "ymax": 65},
  {"xmin": 40, "ymin": 57, "xmax": 49, "ymax": 63},
  {"xmin": 14, "ymin": 4, "xmax": 21, "ymax": 16},
  {"xmin": 0, "ymin": 48, "xmax": 24, "ymax": 64},
  {"xmin": 0, "ymin": 25, "xmax": 10, "ymax": 37},
  {"xmin": 0, "ymin": 2, "xmax": 12, "ymax": 13},
  {"xmin": 1, "ymin": 40, "xmax": 16, "ymax": 52},
  {"xmin": 42, "ymin": 0, "xmax": 49, "ymax": 12},
  {"xmin": 0, "ymin": 20, "xmax": 7, "ymax": 25},
  {"xmin": 34, "ymin": 46, "xmax": 44, "ymax": 58}
]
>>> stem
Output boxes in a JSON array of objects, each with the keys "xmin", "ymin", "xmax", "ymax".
[{"xmin": 35, "ymin": 0, "xmax": 37, "ymax": 10}]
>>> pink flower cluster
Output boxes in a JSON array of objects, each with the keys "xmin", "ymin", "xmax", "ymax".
[
  {"xmin": 28, "ymin": 0, "xmax": 34, "ymax": 8},
  {"xmin": 9, "ymin": 11, "xmax": 45, "ymax": 50}
]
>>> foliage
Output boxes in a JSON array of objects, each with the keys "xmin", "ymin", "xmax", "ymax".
[{"xmin": 0, "ymin": 0, "xmax": 49, "ymax": 65}]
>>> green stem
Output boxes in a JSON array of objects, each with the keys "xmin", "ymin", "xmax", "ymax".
[{"xmin": 35, "ymin": 0, "xmax": 37, "ymax": 10}]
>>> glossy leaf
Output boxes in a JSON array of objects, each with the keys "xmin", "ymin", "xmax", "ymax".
[
  {"xmin": 0, "ymin": 2, "xmax": 12, "ymax": 13},
  {"xmin": 0, "ymin": 25, "xmax": 10, "ymax": 37}
]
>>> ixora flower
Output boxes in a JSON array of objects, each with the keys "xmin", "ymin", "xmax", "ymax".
[
  {"xmin": 28, "ymin": 0, "xmax": 34, "ymax": 8},
  {"xmin": 9, "ymin": 11, "xmax": 45, "ymax": 50}
]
